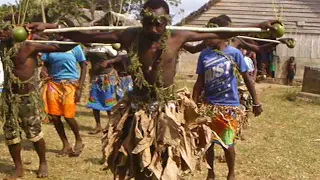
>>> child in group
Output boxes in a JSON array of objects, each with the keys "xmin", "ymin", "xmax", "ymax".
[{"xmin": 287, "ymin": 56, "xmax": 296, "ymax": 86}]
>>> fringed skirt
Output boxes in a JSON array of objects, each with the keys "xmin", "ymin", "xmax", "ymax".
[
  {"xmin": 101, "ymin": 88, "xmax": 247, "ymax": 179},
  {"xmin": 101, "ymin": 88, "xmax": 200, "ymax": 180}
]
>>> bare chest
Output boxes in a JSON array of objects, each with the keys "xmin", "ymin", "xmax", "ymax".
[
  {"xmin": 137, "ymin": 40, "xmax": 178, "ymax": 73},
  {"xmin": 12, "ymin": 57, "xmax": 37, "ymax": 80}
]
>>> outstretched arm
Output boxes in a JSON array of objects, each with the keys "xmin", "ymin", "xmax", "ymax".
[
  {"xmin": 183, "ymin": 42, "xmax": 206, "ymax": 54},
  {"xmin": 180, "ymin": 20, "xmax": 280, "ymax": 43},
  {"xmin": 236, "ymin": 37, "xmax": 277, "ymax": 53},
  {"xmin": 16, "ymin": 43, "xmax": 76, "ymax": 64},
  {"xmin": 30, "ymin": 43, "xmax": 76, "ymax": 53},
  {"xmin": 181, "ymin": 30, "xmax": 248, "ymax": 43},
  {"xmin": 61, "ymin": 31, "xmax": 122, "ymax": 44},
  {"xmin": 26, "ymin": 22, "xmax": 124, "ymax": 44}
]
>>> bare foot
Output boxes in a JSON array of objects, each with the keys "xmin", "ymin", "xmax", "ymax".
[
  {"xmin": 88, "ymin": 127, "xmax": 101, "ymax": 135},
  {"xmin": 4, "ymin": 168, "xmax": 24, "ymax": 180},
  {"xmin": 37, "ymin": 163, "xmax": 48, "ymax": 178},
  {"xmin": 227, "ymin": 172, "xmax": 235, "ymax": 180},
  {"xmin": 99, "ymin": 156, "xmax": 106, "ymax": 165},
  {"xmin": 57, "ymin": 146, "xmax": 72, "ymax": 157},
  {"xmin": 69, "ymin": 141, "xmax": 85, "ymax": 157},
  {"xmin": 219, "ymin": 154, "xmax": 226, "ymax": 163}
]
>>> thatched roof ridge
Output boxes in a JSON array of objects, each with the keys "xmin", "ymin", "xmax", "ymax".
[{"xmin": 177, "ymin": 0, "xmax": 220, "ymax": 25}]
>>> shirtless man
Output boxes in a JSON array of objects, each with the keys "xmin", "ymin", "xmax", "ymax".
[
  {"xmin": 28, "ymin": 5, "xmax": 274, "ymax": 91},
  {"xmin": 27, "ymin": 1, "xmax": 275, "ymax": 179},
  {"xmin": 0, "ymin": 24, "xmax": 74, "ymax": 179}
]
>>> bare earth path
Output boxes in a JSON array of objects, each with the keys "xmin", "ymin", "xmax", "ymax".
[{"xmin": 0, "ymin": 83, "xmax": 320, "ymax": 180}]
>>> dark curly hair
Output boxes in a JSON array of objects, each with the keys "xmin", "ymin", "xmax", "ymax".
[{"xmin": 143, "ymin": 0, "xmax": 170, "ymax": 14}]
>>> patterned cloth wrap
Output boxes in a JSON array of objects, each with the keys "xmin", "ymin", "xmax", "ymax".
[
  {"xmin": 117, "ymin": 75, "xmax": 133, "ymax": 98},
  {"xmin": 3, "ymin": 91, "xmax": 44, "ymax": 145},
  {"xmin": 43, "ymin": 80, "xmax": 78, "ymax": 118},
  {"xmin": 191, "ymin": 104, "xmax": 246, "ymax": 150},
  {"xmin": 88, "ymin": 70, "xmax": 120, "ymax": 111}
]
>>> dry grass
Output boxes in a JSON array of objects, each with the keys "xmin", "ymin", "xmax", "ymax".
[{"xmin": 1, "ymin": 82, "xmax": 320, "ymax": 180}]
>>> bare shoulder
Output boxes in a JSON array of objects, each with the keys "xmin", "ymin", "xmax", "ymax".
[
  {"xmin": 119, "ymin": 28, "xmax": 140, "ymax": 47},
  {"xmin": 170, "ymin": 30, "xmax": 189, "ymax": 39},
  {"xmin": 20, "ymin": 42, "xmax": 34, "ymax": 51}
]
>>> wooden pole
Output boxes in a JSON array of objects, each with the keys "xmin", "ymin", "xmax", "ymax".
[
  {"xmin": 237, "ymin": 36, "xmax": 281, "ymax": 44},
  {"xmin": 27, "ymin": 36, "xmax": 288, "ymax": 45},
  {"xmin": 42, "ymin": 26, "xmax": 267, "ymax": 33},
  {"xmin": 26, "ymin": 40, "xmax": 111, "ymax": 46},
  {"xmin": 41, "ymin": 1, "xmax": 47, "ymax": 23}
]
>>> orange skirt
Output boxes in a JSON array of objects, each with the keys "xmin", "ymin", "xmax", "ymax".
[{"xmin": 43, "ymin": 80, "xmax": 78, "ymax": 118}]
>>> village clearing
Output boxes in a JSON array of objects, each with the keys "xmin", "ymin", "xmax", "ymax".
[{"xmin": 0, "ymin": 81, "xmax": 319, "ymax": 180}]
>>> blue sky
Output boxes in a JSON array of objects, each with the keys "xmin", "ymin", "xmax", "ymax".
[{"xmin": 1, "ymin": 0, "xmax": 208, "ymax": 23}]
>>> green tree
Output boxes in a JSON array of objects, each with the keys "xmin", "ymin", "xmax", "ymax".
[
  {"xmin": 83, "ymin": 0, "xmax": 181, "ymax": 20},
  {"xmin": 0, "ymin": 4, "xmax": 12, "ymax": 21},
  {"xmin": 0, "ymin": 0, "xmax": 181, "ymax": 24}
]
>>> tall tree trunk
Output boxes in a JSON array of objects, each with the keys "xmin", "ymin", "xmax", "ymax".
[
  {"xmin": 18, "ymin": 0, "xmax": 22, "ymax": 24},
  {"xmin": 41, "ymin": 1, "xmax": 47, "ymax": 23},
  {"xmin": 116, "ymin": 0, "xmax": 124, "ymax": 26},
  {"xmin": 90, "ymin": 3, "xmax": 96, "ymax": 20},
  {"xmin": 21, "ymin": 0, "xmax": 30, "ymax": 24},
  {"xmin": 107, "ymin": 0, "xmax": 112, "ymax": 12}
]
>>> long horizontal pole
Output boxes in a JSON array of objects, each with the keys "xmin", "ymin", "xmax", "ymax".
[
  {"xmin": 27, "ymin": 36, "xmax": 285, "ymax": 45},
  {"xmin": 42, "ymin": 26, "xmax": 267, "ymax": 33},
  {"xmin": 237, "ymin": 36, "xmax": 281, "ymax": 43},
  {"xmin": 26, "ymin": 40, "xmax": 111, "ymax": 46}
]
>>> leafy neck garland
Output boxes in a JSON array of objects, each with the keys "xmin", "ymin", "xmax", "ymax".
[
  {"xmin": 212, "ymin": 49, "xmax": 244, "ymax": 85},
  {"xmin": 127, "ymin": 29, "xmax": 175, "ymax": 103},
  {"xmin": 140, "ymin": 9, "xmax": 172, "ymax": 24}
]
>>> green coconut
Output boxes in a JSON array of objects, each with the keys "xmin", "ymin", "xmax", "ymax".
[
  {"xmin": 12, "ymin": 26, "xmax": 29, "ymax": 42},
  {"xmin": 112, "ymin": 43, "xmax": 121, "ymax": 51},
  {"xmin": 271, "ymin": 23, "xmax": 286, "ymax": 38},
  {"xmin": 287, "ymin": 39, "xmax": 296, "ymax": 48}
]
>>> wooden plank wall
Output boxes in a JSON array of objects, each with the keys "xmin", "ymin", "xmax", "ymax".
[
  {"xmin": 277, "ymin": 34, "xmax": 320, "ymax": 59},
  {"xmin": 180, "ymin": 0, "xmax": 320, "ymax": 80},
  {"xmin": 186, "ymin": 0, "xmax": 320, "ymax": 34}
]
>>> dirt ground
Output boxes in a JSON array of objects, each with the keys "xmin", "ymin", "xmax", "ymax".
[{"xmin": 0, "ymin": 82, "xmax": 320, "ymax": 180}]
